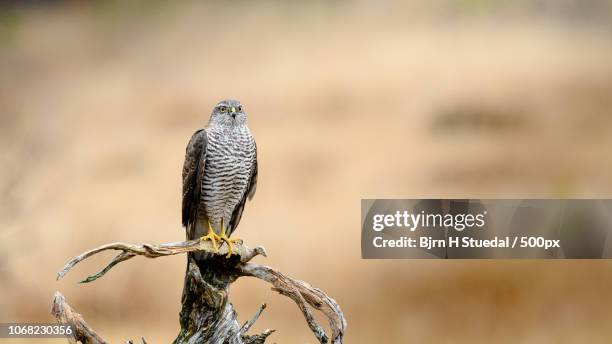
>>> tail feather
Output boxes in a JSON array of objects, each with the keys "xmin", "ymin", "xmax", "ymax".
[{"xmin": 188, "ymin": 220, "xmax": 210, "ymax": 261}]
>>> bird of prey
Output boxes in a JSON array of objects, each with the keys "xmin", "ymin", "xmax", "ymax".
[{"xmin": 181, "ymin": 99, "xmax": 258, "ymax": 257}]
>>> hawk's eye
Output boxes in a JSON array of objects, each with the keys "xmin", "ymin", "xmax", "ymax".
[
  {"xmin": 218, "ymin": 106, "xmax": 227, "ymax": 113},
  {"xmin": 237, "ymin": 105, "xmax": 242, "ymax": 112}
]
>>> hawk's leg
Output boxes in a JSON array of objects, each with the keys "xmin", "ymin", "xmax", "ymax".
[
  {"xmin": 219, "ymin": 218, "xmax": 241, "ymax": 258},
  {"xmin": 200, "ymin": 220, "xmax": 221, "ymax": 253}
]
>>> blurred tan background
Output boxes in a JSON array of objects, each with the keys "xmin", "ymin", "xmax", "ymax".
[{"xmin": 1, "ymin": 1, "xmax": 612, "ymax": 343}]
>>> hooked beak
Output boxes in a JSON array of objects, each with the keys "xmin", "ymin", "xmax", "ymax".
[{"xmin": 230, "ymin": 107, "xmax": 237, "ymax": 119}]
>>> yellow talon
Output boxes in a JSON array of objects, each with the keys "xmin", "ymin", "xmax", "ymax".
[
  {"xmin": 200, "ymin": 220, "xmax": 221, "ymax": 253},
  {"xmin": 219, "ymin": 218, "xmax": 241, "ymax": 258}
]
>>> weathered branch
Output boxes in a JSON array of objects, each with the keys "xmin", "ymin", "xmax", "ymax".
[
  {"xmin": 239, "ymin": 263, "xmax": 346, "ymax": 344},
  {"xmin": 51, "ymin": 292, "xmax": 148, "ymax": 344},
  {"xmin": 51, "ymin": 292, "xmax": 107, "ymax": 344},
  {"xmin": 56, "ymin": 239, "xmax": 267, "ymax": 283},
  {"xmin": 239, "ymin": 304, "xmax": 267, "ymax": 336},
  {"xmin": 55, "ymin": 239, "xmax": 346, "ymax": 343}
]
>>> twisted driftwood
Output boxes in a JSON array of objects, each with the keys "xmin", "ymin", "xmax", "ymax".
[
  {"xmin": 54, "ymin": 239, "xmax": 346, "ymax": 344},
  {"xmin": 51, "ymin": 292, "xmax": 108, "ymax": 344}
]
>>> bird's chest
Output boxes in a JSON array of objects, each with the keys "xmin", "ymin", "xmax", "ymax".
[{"xmin": 201, "ymin": 131, "xmax": 254, "ymax": 206}]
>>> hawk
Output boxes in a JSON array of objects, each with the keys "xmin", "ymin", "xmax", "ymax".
[{"xmin": 181, "ymin": 99, "xmax": 258, "ymax": 257}]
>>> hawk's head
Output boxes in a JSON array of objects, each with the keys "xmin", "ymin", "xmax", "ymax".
[{"xmin": 209, "ymin": 99, "xmax": 247, "ymax": 128}]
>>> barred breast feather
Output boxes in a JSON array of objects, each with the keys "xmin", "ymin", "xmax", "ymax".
[{"xmin": 181, "ymin": 126, "xmax": 257, "ymax": 240}]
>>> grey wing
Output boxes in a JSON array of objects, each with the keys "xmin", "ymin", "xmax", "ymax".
[
  {"xmin": 227, "ymin": 147, "xmax": 258, "ymax": 235},
  {"xmin": 181, "ymin": 129, "xmax": 207, "ymax": 239}
]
